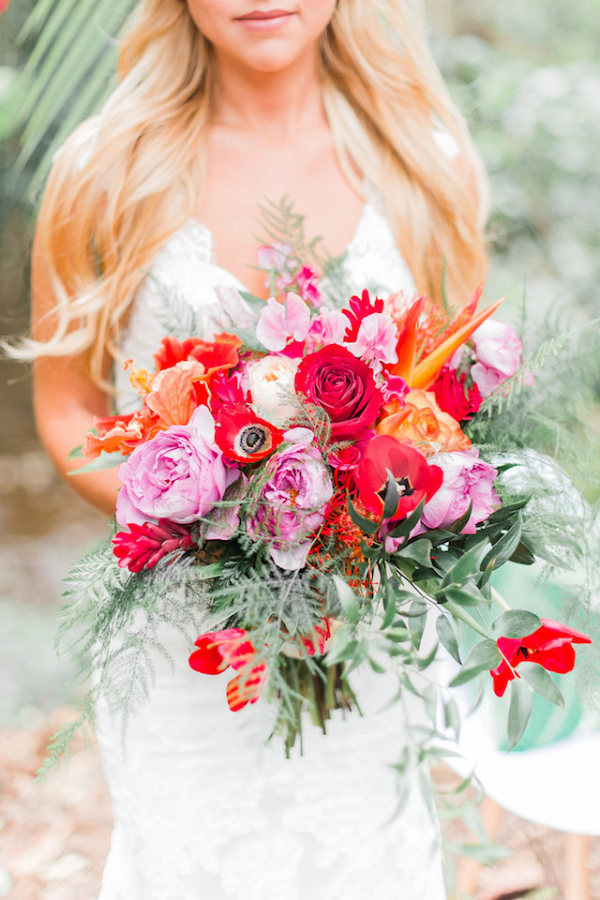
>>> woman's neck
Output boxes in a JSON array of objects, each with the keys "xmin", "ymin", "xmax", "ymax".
[{"xmin": 210, "ymin": 49, "xmax": 327, "ymax": 140}]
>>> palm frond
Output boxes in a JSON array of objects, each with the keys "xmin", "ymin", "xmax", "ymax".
[{"xmin": 16, "ymin": 0, "xmax": 135, "ymax": 183}]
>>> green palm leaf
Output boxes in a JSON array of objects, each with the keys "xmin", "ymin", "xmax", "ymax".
[{"xmin": 15, "ymin": 0, "xmax": 135, "ymax": 182}]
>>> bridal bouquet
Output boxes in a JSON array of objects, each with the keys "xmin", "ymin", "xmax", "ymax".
[{"xmin": 60, "ymin": 246, "xmax": 590, "ymax": 759}]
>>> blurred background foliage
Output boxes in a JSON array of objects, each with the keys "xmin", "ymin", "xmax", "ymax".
[{"xmin": 0, "ymin": 0, "xmax": 599, "ymax": 721}]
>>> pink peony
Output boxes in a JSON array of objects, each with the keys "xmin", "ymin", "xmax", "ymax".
[
  {"xmin": 470, "ymin": 319, "xmax": 527, "ymax": 397},
  {"xmin": 116, "ymin": 406, "xmax": 235, "ymax": 527},
  {"xmin": 256, "ymin": 293, "xmax": 311, "ymax": 352},
  {"xmin": 420, "ymin": 449, "xmax": 499, "ymax": 534},
  {"xmin": 247, "ymin": 430, "xmax": 334, "ymax": 570}
]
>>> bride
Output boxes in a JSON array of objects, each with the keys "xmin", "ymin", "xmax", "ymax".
[{"xmin": 27, "ymin": 1, "xmax": 488, "ymax": 897}]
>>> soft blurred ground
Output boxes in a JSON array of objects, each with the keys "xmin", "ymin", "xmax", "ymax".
[{"xmin": 1, "ymin": 708, "xmax": 600, "ymax": 900}]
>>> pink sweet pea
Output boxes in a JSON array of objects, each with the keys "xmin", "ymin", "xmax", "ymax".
[
  {"xmin": 470, "ymin": 319, "xmax": 530, "ymax": 397},
  {"xmin": 256, "ymin": 242, "xmax": 292, "ymax": 272},
  {"xmin": 420, "ymin": 449, "xmax": 499, "ymax": 534},
  {"xmin": 294, "ymin": 265, "xmax": 323, "ymax": 308},
  {"xmin": 256, "ymin": 293, "xmax": 312, "ymax": 352},
  {"xmin": 307, "ymin": 309, "xmax": 348, "ymax": 349},
  {"xmin": 346, "ymin": 312, "xmax": 399, "ymax": 365}
]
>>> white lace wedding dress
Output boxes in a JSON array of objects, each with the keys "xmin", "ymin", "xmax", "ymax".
[{"xmin": 96, "ymin": 200, "xmax": 448, "ymax": 900}]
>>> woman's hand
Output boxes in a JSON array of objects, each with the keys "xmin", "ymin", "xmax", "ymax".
[{"xmin": 31, "ymin": 229, "xmax": 121, "ymax": 518}]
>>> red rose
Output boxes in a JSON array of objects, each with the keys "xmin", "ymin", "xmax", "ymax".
[
  {"xmin": 431, "ymin": 366, "xmax": 482, "ymax": 422},
  {"xmin": 295, "ymin": 345, "xmax": 382, "ymax": 438}
]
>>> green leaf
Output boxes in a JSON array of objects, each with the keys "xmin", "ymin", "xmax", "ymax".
[
  {"xmin": 325, "ymin": 625, "xmax": 357, "ymax": 665},
  {"xmin": 67, "ymin": 450, "xmax": 125, "ymax": 474},
  {"xmin": 387, "ymin": 498, "xmax": 425, "ymax": 540},
  {"xmin": 520, "ymin": 663, "xmax": 565, "ymax": 708},
  {"xmin": 442, "ymin": 543, "xmax": 485, "ymax": 588},
  {"xmin": 507, "ymin": 678, "xmax": 533, "ymax": 750},
  {"xmin": 510, "ymin": 541, "xmax": 536, "ymax": 565},
  {"xmin": 332, "ymin": 575, "xmax": 360, "ymax": 625},
  {"xmin": 449, "ymin": 639, "xmax": 500, "ymax": 687},
  {"xmin": 446, "ymin": 500, "xmax": 473, "ymax": 534},
  {"xmin": 408, "ymin": 598, "xmax": 428, "ymax": 649},
  {"xmin": 436, "ymin": 615, "xmax": 461, "ymax": 664},
  {"xmin": 481, "ymin": 516, "xmax": 523, "ymax": 574},
  {"xmin": 346, "ymin": 496, "xmax": 379, "ymax": 536},
  {"xmin": 238, "ymin": 290, "xmax": 268, "ymax": 314},
  {"xmin": 381, "ymin": 469, "xmax": 399, "ymax": 520},
  {"xmin": 398, "ymin": 538, "xmax": 433, "ymax": 568},
  {"xmin": 442, "ymin": 583, "xmax": 486, "ymax": 607},
  {"xmin": 492, "ymin": 610, "xmax": 541, "ymax": 638}
]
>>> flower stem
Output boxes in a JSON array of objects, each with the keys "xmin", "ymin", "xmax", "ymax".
[
  {"xmin": 490, "ymin": 587, "xmax": 511, "ymax": 612},
  {"xmin": 444, "ymin": 601, "xmax": 491, "ymax": 639}
]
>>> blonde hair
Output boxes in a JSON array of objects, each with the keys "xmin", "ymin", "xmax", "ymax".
[{"xmin": 21, "ymin": 0, "xmax": 488, "ymax": 387}]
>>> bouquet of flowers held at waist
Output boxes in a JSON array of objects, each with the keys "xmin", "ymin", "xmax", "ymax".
[{"xmin": 69, "ymin": 256, "xmax": 590, "ymax": 757}]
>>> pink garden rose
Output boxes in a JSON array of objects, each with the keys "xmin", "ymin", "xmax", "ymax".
[
  {"xmin": 470, "ymin": 319, "xmax": 527, "ymax": 397},
  {"xmin": 247, "ymin": 428, "xmax": 334, "ymax": 570},
  {"xmin": 420, "ymin": 449, "xmax": 499, "ymax": 534},
  {"xmin": 116, "ymin": 406, "xmax": 235, "ymax": 527}
]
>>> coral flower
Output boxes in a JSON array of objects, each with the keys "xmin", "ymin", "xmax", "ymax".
[
  {"xmin": 189, "ymin": 628, "xmax": 268, "ymax": 712},
  {"xmin": 490, "ymin": 619, "xmax": 591, "ymax": 697},
  {"xmin": 355, "ymin": 435, "xmax": 443, "ymax": 521},
  {"xmin": 377, "ymin": 388, "xmax": 471, "ymax": 457}
]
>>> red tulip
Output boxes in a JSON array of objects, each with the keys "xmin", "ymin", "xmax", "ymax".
[
  {"xmin": 490, "ymin": 619, "xmax": 591, "ymax": 697},
  {"xmin": 355, "ymin": 435, "xmax": 443, "ymax": 521},
  {"xmin": 189, "ymin": 629, "xmax": 267, "ymax": 711}
]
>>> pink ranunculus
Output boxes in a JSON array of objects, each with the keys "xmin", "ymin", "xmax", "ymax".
[
  {"xmin": 420, "ymin": 449, "xmax": 499, "ymax": 534},
  {"xmin": 246, "ymin": 433, "xmax": 334, "ymax": 570},
  {"xmin": 294, "ymin": 344, "xmax": 383, "ymax": 439},
  {"xmin": 470, "ymin": 319, "xmax": 527, "ymax": 398},
  {"xmin": 346, "ymin": 312, "xmax": 399, "ymax": 365},
  {"xmin": 116, "ymin": 406, "xmax": 235, "ymax": 527},
  {"xmin": 256, "ymin": 293, "xmax": 312, "ymax": 353},
  {"xmin": 294, "ymin": 265, "xmax": 323, "ymax": 308}
]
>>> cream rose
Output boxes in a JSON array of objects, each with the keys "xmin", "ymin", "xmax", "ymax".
[{"xmin": 248, "ymin": 355, "xmax": 301, "ymax": 426}]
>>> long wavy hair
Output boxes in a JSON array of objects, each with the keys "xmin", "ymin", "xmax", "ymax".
[{"xmin": 21, "ymin": 0, "xmax": 488, "ymax": 387}]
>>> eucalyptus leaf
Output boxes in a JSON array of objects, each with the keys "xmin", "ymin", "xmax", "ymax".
[
  {"xmin": 507, "ymin": 678, "xmax": 533, "ymax": 749},
  {"xmin": 492, "ymin": 610, "xmax": 541, "ymax": 638},
  {"xmin": 520, "ymin": 663, "xmax": 565, "ymax": 708},
  {"xmin": 436, "ymin": 615, "xmax": 461, "ymax": 664},
  {"xmin": 67, "ymin": 451, "xmax": 125, "ymax": 475},
  {"xmin": 332, "ymin": 575, "xmax": 360, "ymax": 625},
  {"xmin": 449, "ymin": 639, "xmax": 500, "ymax": 687}
]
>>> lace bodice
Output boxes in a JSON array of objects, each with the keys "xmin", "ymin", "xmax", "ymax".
[
  {"xmin": 114, "ymin": 201, "xmax": 416, "ymax": 412},
  {"xmin": 97, "ymin": 205, "xmax": 446, "ymax": 900}
]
